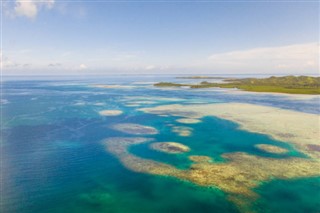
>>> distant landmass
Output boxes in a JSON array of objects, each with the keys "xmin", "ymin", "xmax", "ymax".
[
  {"xmin": 176, "ymin": 76, "xmax": 230, "ymax": 79},
  {"xmin": 154, "ymin": 76, "xmax": 320, "ymax": 94}
]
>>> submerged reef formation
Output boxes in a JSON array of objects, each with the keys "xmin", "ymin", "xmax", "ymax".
[
  {"xmin": 92, "ymin": 84, "xmax": 134, "ymax": 89},
  {"xmin": 111, "ymin": 123, "xmax": 158, "ymax": 135},
  {"xmin": 139, "ymin": 103, "xmax": 320, "ymax": 159},
  {"xmin": 150, "ymin": 142, "xmax": 190, "ymax": 154},
  {"xmin": 100, "ymin": 103, "xmax": 320, "ymax": 212},
  {"xmin": 79, "ymin": 191, "xmax": 114, "ymax": 206},
  {"xmin": 104, "ymin": 137, "xmax": 176, "ymax": 175},
  {"xmin": 307, "ymin": 144, "xmax": 320, "ymax": 152},
  {"xmin": 176, "ymin": 118, "xmax": 201, "ymax": 124},
  {"xmin": 103, "ymin": 136, "xmax": 320, "ymax": 213},
  {"xmin": 255, "ymin": 144, "xmax": 288, "ymax": 154},
  {"xmin": 127, "ymin": 101, "xmax": 157, "ymax": 105},
  {"xmin": 99, "ymin": 110, "xmax": 123, "ymax": 116},
  {"xmin": 102, "ymin": 103, "xmax": 320, "ymax": 212},
  {"xmin": 189, "ymin": 155, "xmax": 212, "ymax": 163},
  {"xmin": 172, "ymin": 126, "xmax": 193, "ymax": 137},
  {"xmin": 121, "ymin": 96, "xmax": 184, "ymax": 102}
]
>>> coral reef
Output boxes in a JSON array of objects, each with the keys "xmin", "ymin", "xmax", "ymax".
[
  {"xmin": 103, "ymin": 103, "xmax": 320, "ymax": 212},
  {"xmin": 255, "ymin": 144, "xmax": 288, "ymax": 154},
  {"xmin": 176, "ymin": 118, "xmax": 201, "ymax": 124},
  {"xmin": 103, "ymin": 136, "xmax": 320, "ymax": 213},
  {"xmin": 172, "ymin": 126, "xmax": 193, "ymax": 137},
  {"xmin": 139, "ymin": 103, "xmax": 320, "ymax": 159},
  {"xmin": 189, "ymin": 155, "xmax": 212, "ymax": 163},
  {"xmin": 111, "ymin": 123, "xmax": 158, "ymax": 135}
]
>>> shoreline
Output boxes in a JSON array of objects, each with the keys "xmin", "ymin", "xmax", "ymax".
[{"xmin": 153, "ymin": 76, "xmax": 320, "ymax": 95}]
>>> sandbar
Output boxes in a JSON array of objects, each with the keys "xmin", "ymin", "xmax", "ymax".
[
  {"xmin": 176, "ymin": 118, "xmax": 201, "ymax": 124},
  {"xmin": 255, "ymin": 144, "xmax": 288, "ymax": 154},
  {"xmin": 99, "ymin": 110, "xmax": 123, "ymax": 116},
  {"xmin": 150, "ymin": 142, "xmax": 190, "ymax": 154}
]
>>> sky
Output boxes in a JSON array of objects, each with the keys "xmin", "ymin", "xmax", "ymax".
[{"xmin": 1, "ymin": 0, "xmax": 319, "ymax": 75}]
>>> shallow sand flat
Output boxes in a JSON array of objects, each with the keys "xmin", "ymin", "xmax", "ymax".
[
  {"xmin": 121, "ymin": 96, "xmax": 185, "ymax": 102},
  {"xmin": 223, "ymin": 89, "xmax": 319, "ymax": 100},
  {"xmin": 91, "ymin": 84, "xmax": 135, "ymax": 89},
  {"xmin": 255, "ymin": 144, "xmax": 288, "ymax": 154},
  {"xmin": 99, "ymin": 110, "xmax": 123, "ymax": 116},
  {"xmin": 127, "ymin": 101, "xmax": 157, "ymax": 105},
  {"xmin": 150, "ymin": 142, "xmax": 190, "ymax": 154},
  {"xmin": 176, "ymin": 118, "xmax": 201, "ymax": 124},
  {"xmin": 172, "ymin": 126, "xmax": 193, "ymax": 137},
  {"xmin": 124, "ymin": 104, "xmax": 141, "ymax": 107},
  {"xmin": 111, "ymin": 123, "xmax": 159, "ymax": 135},
  {"xmin": 139, "ymin": 103, "xmax": 320, "ymax": 158}
]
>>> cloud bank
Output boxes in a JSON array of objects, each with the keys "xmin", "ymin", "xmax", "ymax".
[
  {"xmin": 2, "ymin": 43, "xmax": 319, "ymax": 75},
  {"xmin": 206, "ymin": 43, "xmax": 319, "ymax": 74}
]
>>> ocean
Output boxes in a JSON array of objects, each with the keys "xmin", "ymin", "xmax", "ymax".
[{"xmin": 1, "ymin": 75, "xmax": 319, "ymax": 213}]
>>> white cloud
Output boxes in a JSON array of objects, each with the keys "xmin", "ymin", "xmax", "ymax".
[
  {"xmin": 145, "ymin": 65, "xmax": 156, "ymax": 70},
  {"xmin": 1, "ymin": 51, "xmax": 18, "ymax": 68},
  {"xmin": 13, "ymin": 0, "xmax": 55, "ymax": 19},
  {"xmin": 206, "ymin": 43, "xmax": 319, "ymax": 74},
  {"xmin": 79, "ymin": 64, "xmax": 87, "ymax": 70}
]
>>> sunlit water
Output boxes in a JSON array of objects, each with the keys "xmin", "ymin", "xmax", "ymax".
[{"xmin": 1, "ymin": 75, "xmax": 319, "ymax": 213}]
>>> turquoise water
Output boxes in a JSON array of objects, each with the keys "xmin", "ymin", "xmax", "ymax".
[{"xmin": 1, "ymin": 76, "xmax": 319, "ymax": 213}]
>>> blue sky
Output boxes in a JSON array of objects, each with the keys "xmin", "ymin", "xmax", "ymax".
[{"xmin": 2, "ymin": 0, "xmax": 319, "ymax": 75}]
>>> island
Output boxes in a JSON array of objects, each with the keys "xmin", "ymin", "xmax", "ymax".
[{"xmin": 154, "ymin": 75, "xmax": 320, "ymax": 94}]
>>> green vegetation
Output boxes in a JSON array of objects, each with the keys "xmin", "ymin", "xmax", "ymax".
[{"xmin": 154, "ymin": 76, "xmax": 320, "ymax": 94}]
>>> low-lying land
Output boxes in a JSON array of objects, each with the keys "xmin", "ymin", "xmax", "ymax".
[{"xmin": 154, "ymin": 76, "xmax": 320, "ymax": 94}]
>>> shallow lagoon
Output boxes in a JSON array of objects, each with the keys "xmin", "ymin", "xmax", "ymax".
[{"xmin": 1, "ymin": 75, "xmax": 319, "ymax": 213}]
